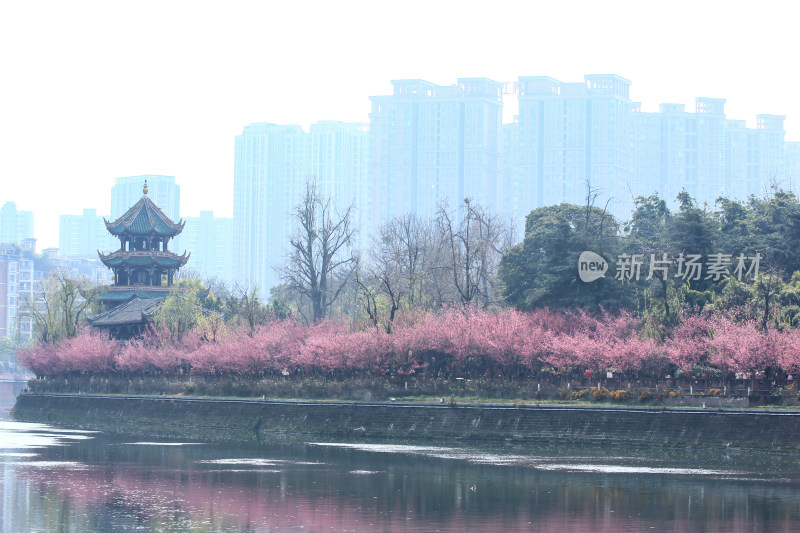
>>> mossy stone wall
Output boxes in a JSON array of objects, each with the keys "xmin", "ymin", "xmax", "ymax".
[{"xmin": 12, "ymin": 393, "xmax": 800, "ymax": 452}]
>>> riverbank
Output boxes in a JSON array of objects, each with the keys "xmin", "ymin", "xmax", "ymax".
[
  {"xmin": 24, "ymin": 373, "xmax": 794, "ymax": 406},
  {"xmin": 12, "ymin": 393, "xmax": 800, "ymax": 452}
]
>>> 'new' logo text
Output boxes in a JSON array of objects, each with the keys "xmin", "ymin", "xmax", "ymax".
[{"xmin": 578, "ymin": 251, "xmax": 608, "ymax": 282}]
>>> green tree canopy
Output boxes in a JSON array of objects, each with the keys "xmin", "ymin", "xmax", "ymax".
[
  {"xmin": 499, "ymin": 203, "xmax": 632, "ymax": 311},
  {"xmin": 725, "ymin": 190, "xmax": 800, "ymax": 274},
  {"xmin": 152, "ymin": 278, "xmax": 208, "ymax": 342}
]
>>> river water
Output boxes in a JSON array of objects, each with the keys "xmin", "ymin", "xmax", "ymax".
[{"xmin": 2, "ymin": 408, "xmax": 800, "ymax": 532}]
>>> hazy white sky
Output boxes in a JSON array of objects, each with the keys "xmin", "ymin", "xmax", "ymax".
[{"xmin": 1, "ymin": 0, "xmax": 797, "ymax": 249}]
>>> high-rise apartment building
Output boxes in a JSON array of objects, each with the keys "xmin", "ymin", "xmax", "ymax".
[
  {"xmin": 630, "ymin": 98, "xmax": 728, "ymax": 208},
  {"xmin": 59, "ymin": 208, "xmax": 116, "ymax": 257},
  {"xmin": 503, "ymin": 75, "xmax": 792, "ymax": 226},
  {"xmin": 0, "ymin": 243, "xmax": 37, "ymax": 340},
  {"xmin": 510, "ymin": 75, "xmax": 633, "ymax": 224},
  {"xmin": 369, "ymin": 78, "xmax": 503, "ymax": 225},
  {"xmin": 310, "ymin": 121, "xmax": 371, "ymax": 247},
  {"xmin": 181, "ymin": 211, "xmax": 234, "ymax": 283},
  {"xmin": 725, "ymin": 115, "xmax": 786, "ymax": 197},
  {"xmin": 0, "ymin": 202, "xmax": 34, "ymax": 245},
  {"xmin": 233, "ymin": 121, "xmax": 368, "ymax": 296},
  {"xmin": 234, "ymin": 123, "xmax": 309, "ymax": 296}
]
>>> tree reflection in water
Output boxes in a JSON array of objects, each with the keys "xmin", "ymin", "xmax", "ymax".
[{"xmin": 3, "ymin": 424, "xmax": 800, "ymax": 532}]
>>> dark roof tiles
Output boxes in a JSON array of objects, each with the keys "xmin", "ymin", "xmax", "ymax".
[
  {"xmin": 88, "ymin": 297, "xmax": 162, "ymax": 327},
  {"xmin": 98, "ymin": 250, "xmax": 190, "ymax": 269},
  {"xmin": 105, "ymin": 195, "xmax": 185, "ymax": 237}
]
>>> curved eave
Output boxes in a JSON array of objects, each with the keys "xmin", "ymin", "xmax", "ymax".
[
  {"xmin": 100, "ymin": 256, "xmax": 123, "ymax": 268},
  {"xmin": 103, "ymin": 196, "xmax": 185, "ymax": 237},
  {"xmin": 104, "ymin": 218, "xmax": 184, "ymax": 237},
  {"xmin": 155, "ymin": 251, "xmax": 190, "ymax": 268},
  {"xmin": 104, "ymin": 219, "xmax": 126, "ymax": 235},
  {"xmin": 98, "ymin": 251, "xmax": 190, "ymax": 269}
]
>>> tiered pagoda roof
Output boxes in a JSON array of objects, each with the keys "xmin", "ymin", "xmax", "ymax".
[
  {"xmin": 98, "ymin": 250, "xmax": 190, "ymax": 270},
  {"xmin": 99, "ymin": 286, "xmax": 173, "ymax": 302},
  {"xmin": 104, "ymin": 194, "xmax": 185, "ymax": 237},
  {"xmin": 91, "ymin": 180, "xmax": 191, "ymax": 338},
  {"xmin": 88, "ymin": 297, "xmax": 162, "ymax": 328}
]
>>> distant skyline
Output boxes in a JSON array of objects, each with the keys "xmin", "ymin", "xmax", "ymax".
[{"xmin": 1, "ymin": 0, "xmax": 798, "ymax": 249}]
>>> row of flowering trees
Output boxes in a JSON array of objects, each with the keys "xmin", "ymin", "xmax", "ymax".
[{"xmin": 18, "ymin": 306, "xmax": 800, "ymax": 381}]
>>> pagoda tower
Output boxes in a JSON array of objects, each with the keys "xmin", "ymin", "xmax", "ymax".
[
  {"xmin": 89, "ymin": 181, "xmax": 190, "ymax": 337},
  {"xmin": 98, "ymin": 180, "xmax": 189, "ymax": 302}
]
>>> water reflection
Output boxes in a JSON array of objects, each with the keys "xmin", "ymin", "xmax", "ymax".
[
  {"xmin": 310, "ymin": 442, "xmax": 737, "ymax": 476},
  {"xmin": 2, "ymin": 416, "xmax": 800, "ymax": 532}
]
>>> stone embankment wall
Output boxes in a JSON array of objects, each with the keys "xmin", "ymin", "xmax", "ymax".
[{"xmin": 12, "ymin": 393, "xmax": 800, "ymax": 452}]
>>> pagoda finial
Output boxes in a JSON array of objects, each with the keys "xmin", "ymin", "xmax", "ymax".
[{"xmin": 143, "ymin": 179, "xmax": 149, "ymax": 195}]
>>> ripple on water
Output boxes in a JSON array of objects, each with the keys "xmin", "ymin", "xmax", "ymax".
[
  {"xmin": 0, "ymin": 422, "xmax": 96, "ymax": 450},
  {"xmin": 195, "ymin": 458, "xmax": 323, "ymax": 466},
  {"xmin": 310, "ymin": 442, "xmax": 455, "ymax": 454},
  {"xmin": 28, "ymin": 433, "xmax": 94, "ymax": 440},
  {"xmin": 13, "ymin": 460, "xmax": 89, "ymax": 470},
  {"xmin": 308, "ymin": 442, "xmax": 742, "ymax": 478},
  {"xmin": 536, "ymin": 463, "xmax": 736, "ymax": 475},
  {"xmin": 196, "ymin": 458, "xmax": 283, "ymax": 466},
  {"xmin": 0, "ymin": 422, "xmax": 96, "ymax": 434},
  {"xmin": 201, "ymin": 468, "xmax": 284, "ymax": 474},
  {"xmin": 119, "ymin": 442, "xmax": 204, "ymax": 446}
]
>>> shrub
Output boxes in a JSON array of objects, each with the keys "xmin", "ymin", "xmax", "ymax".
[
  {"xmin": 657, "ymin": 390, "xmax": 681, "ymax": 401},
  {"xmin": 562, "ymin": 388, "xmax": 591, "ymax": 401},
  {"xmin": 18, "ymin": 306, "xmax": 800, "ymax": 397},
  {"xmin": 609, "ymin": 389, "xmax": 630, "ymax": 402},
  {"xmin": 591, "ymin": 387, "xmax": 609, "ymax": 401}
]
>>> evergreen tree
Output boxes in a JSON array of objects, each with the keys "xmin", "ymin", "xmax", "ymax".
[{"xmin": 499, "ymin": 203, "xmax": 632, "ymax": 311}]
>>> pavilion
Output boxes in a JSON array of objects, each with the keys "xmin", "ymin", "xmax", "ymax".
[{"xmin": 88, "ymin": 180, "xmax": 189, "ymax": 337}]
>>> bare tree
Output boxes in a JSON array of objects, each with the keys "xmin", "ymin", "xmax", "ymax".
[
  {"xmin": 351, "ymin": 214, "xmax": 445, "ymax": 331},
  {"xmin": 19, "ymin": 270, "xmax": 97, "ymax": 344},
  {"xmin": 380, "ymin": 214, "xmax": 431, "ymax": 309},
  {"xmin": 346, "ymin": 203, "xmax": 511, "ymax": 323},
  {"xmin": 282, "ymin": 179, "xmax": 357, "ymax": 323},
  {"xmin": 374, "ymin": 215, "xmax": 428, "ymax": 324},
  {"xmin": 435, "ymin": 199, "xmax": 510, "ymax": 307},
  {"xmin": 231, "ymin": 283, "xmax": 268, "ymax": 336},
  {"xmin": 353, "ymin": 264, "xmax": 381, "ymax": 330}
]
